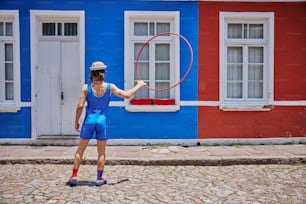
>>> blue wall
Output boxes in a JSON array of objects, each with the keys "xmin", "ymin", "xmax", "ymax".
[
  {"xmin": 0, "ymin": 0, "xmax": 198, "ymax": 139},
  {"xmin": 108, "ymin": 107, "xmax": 198, "ymax": 139},
  {"xmin": 0, "ymin": 108, "xmax": 31, "ymax": 138}
]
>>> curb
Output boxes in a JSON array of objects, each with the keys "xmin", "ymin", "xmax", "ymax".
[
  {"xmin": 0, "ymin": 137, "xmax": 305, "ymax": 146},
  {"xmin": 1, "ymin": 157, "xmax": 305, "ymax": 166}
]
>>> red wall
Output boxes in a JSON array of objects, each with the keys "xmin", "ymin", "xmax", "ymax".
[
  {"xmin": 199, "ymin": 106, "xmax": 305, "ymax": 138},
  {"xmin": 198, "ymin": 2, "xmax": 306, "ymax": 138}
]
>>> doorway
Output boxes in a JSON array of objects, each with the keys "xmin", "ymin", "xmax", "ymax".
[{"xmin": 31, "ymin": 10, "xmax": 84, "ymax": 137}]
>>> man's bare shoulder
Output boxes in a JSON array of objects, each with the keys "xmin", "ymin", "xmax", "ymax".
[{"xmin": 81, "ymin": 84, "xmax": 88, "ymax": 93}]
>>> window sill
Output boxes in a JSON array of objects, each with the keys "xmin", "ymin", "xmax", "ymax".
[
  {"xmin": 130, "ymin": 98, "xmax": 176, "ymax": 105},
  {"xmin": 0, "ymin": 103, "xmax": 21, "ymax": 113},
  {"xmin": 125, "ymin": 105, "xmax": 180, "ymax": 112},
  {"xmin": 220, "ymin": 105, "xmax": 273, "ymax": 112}
]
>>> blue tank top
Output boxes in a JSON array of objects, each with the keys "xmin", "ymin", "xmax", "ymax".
[{"xmin": 86, "ymin": 83, "xmax": 111, "ymax": 116}]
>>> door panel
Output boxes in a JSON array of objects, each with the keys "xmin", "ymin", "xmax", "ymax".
[
  {"xmin": 61, "ymin": 41, "xmax": 81, "ymax": 135},
  {"xmin": 36, "ymin": 40, "xmax": 80, "ymax": 136},
  {"xmin": 37, "ymin": 41, "xmax": 62, "ymax": 135}
]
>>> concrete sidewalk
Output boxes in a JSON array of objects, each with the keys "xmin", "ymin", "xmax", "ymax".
[{"xmin": 0, "ymin": 144, "xmax": 305, "ymax": 166}]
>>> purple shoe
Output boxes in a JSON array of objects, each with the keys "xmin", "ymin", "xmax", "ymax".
[{"xmin": 96, "ymin": 179, "xmax": 107, "ymax": 186}]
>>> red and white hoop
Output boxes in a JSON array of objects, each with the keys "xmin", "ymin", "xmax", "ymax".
[{"xmin": 135, "ymin": 32, "xmax": 194, "ymax": 92}]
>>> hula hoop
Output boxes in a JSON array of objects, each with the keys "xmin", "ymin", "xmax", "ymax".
[{"xmin": 135, "ymin": 32, "xmax": 193, "ymax": 92}]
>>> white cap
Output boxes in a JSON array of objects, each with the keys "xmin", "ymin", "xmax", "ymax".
[{"xmin": 90, "ymin": 61, "xmax": 107, "ymax": 71}]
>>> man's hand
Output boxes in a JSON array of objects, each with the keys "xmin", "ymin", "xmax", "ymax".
[
  {"xmin": 75, "ymin": 121, "xmax": 80, "ymax": 132},
  {"xmin": 137, "ymin": 80, "xmax": 146, "ymax": 88}
]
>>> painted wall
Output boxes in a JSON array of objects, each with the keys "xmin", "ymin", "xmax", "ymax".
[
  {"xmin": 0, "ymin": 108, "xmax": 31, "ymax": 138},
  {"xmin": 198, "ymin": 2, "xmax": 306, "ymax": 138},
  {"xmin": 0, "ymin": 0, "xmax": 198, "ymax": 139},
  {"xmin": 1, "ymin": 0, "xmax": 304, "ymax": 140}
]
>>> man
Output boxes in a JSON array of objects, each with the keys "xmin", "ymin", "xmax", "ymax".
[{"xmin": 68, "ymin": 61, "xmax": 146, "ymax": 186}]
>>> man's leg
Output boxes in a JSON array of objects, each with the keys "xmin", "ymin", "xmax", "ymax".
[
  {"xmin": 69, "ymin": 139, "xmax": 89, "ymax": 185},
  {"xmin": 96, "ymin": 140, "xmax": 107, "ymax": 186},
  {"xmin": 73, "ymin": 138, "xmax": 89, "ymax": 170}
]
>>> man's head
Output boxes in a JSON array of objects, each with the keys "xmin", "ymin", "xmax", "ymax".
[{"xmin": 89, "ymin": 61, "xmax": 107, "ymax": 82}]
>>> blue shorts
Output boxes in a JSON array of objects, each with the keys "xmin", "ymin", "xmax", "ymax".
[{"xmin": 80, "ymin": 112, "xmax": 108, "ymax": 140}]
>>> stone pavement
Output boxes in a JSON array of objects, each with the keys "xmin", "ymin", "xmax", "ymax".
[
  {"xmin": 0, "ymin": 144, "xmax": 305, "ymax": 165},
  {"xmin": 0, "ymin": 164, "xmax": 305, "ymax": 203},
  {"xmin": 0, "ymin": 145, "xmax": 305, "ymax": 203}
]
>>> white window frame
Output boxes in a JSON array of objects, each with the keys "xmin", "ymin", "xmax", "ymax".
[
  {"xmin": 124, "ymin": 11, "xmax": 180, "ymax": 112},
  {"xmin": 220, "ymin": 12, "xmax": 274, "ymax": 111},
  {"xmin": 0, "ymin": 10, "xmax": 20, "ymax": 112},
  {"xmin": 39, "ymin": 20, "xmax": 79, "ymax": 40}
]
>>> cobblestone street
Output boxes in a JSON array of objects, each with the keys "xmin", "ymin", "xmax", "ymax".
[{"xmin": 0, "ymin": 164, "xmax": 305, "ymax": 204}]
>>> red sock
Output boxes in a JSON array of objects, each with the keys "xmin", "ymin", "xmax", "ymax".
[{"xmin": 72, "ymin": 168, "xmax": 78, "ymax": 178}]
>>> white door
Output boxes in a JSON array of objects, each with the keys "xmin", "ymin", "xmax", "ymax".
[
  {"xmin": 36, "ymin": 40, "xmax": 81, "ymax": 136},
  {"xmin": 30, "ymin": 11, "xmax": 85, "ymax": 138}
]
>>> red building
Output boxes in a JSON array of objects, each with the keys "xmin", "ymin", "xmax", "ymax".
[{"xmin": 198, "ymin": 1, "xmax": 306, "ymax": 138}]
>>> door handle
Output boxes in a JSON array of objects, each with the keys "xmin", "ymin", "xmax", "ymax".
[{"xmin": 61, "ymin": 92, "xmax": 64, "ymax": 100}]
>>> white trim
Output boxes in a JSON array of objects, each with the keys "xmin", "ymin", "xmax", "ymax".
[
  {"xmin": 109, "ymin": 101, "xmax": 126, "ymax": 107},
  {"xmin": 124, "ymin": 11, "xmax": 180, "ymax": 112},
  {"xmin": 180, "ymin": 100, "xmax": 219, "ymax": 106},
  {"xmin": 20, "ymin": 102, "xmax": 31, "ymax": 107},
  {"xmin": 274, "ymin": 101, "xmax": 306, "ymax": 106},
  {"xmin": 109, "ymin": 100, "xmax": 306, "ymax": 107},
  {"xmin": 0, "ymin": 104, "xmax": 20, "ymax": 112},
  {"xmin": 0, "ymin": 102, "xmax": 32, "ymax": 112},
  {"xmin": 219, "ymin": 12, "xmax": 274, "ymax": 109},
  {"xmin": 200, "ymin": 0, "xmax": 306, "ymax": 2},
  {"xmin": 0, "ymin": 10, "xmax": 20, "ymax": 112},
  {"xmin": 30, "ymin": 10, "xmax": 85, "ymax": 139}
]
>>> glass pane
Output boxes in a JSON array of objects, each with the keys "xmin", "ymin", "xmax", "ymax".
[
  {"xmin": 134, "ymin": 22, "xmax": 148, "ymax": 36},
  {"xmin": 5, "ymin": 22, "xmax": 13, "ymax": 36},
  {"xmin": 248, "ymin": 65, "xmax": 263, "ymax": 81},
  {"xmin": 42, "ymin": 23, "xmax": 55, "ymax": 36},
  {"xmin": 248, "ymin": 82, "xmax": 263, "ymax": 98},
  {"xmin": 248, "ymin": 47, "xmax": 263, "ymax": 63},
  {"xmin": 155, "ymin": 82, "xmax": 170, "ymax": 98},
  {"xmin": 227, "ymin": 82, "xmax": 242, "ymax": 98},
  {"xmin": 149, "ymin": 22, "xmax": 154, "ymax": 36},
  {"xmin": 134, "ymin": 43, "xmax": 149, "ymax": 61},
  {"xmin": 155, "ymin": 63, "xmax": 170, "ymax": 80},
  {"xmin": 5, "ymin": 82, "xmax": 14, "ymax": 100},
  {"xmin": 228, "ymin": 24, "xmax": 242, "ymax": 39},
  {"xmin": 135, "ymin": 82, "xmax": 149, "ymax": 98},
  {"xmin": 135, "ymin": 62, "xmax": 149, "ymax": 80},
  {"xmin": 157, "ymin": 23, "xmax": 170, "ymax": 34},
  {"xmin": 5, "ymin": 63, "xmax": 14, "ymax": 80},
  {"xmin": 243, "ymin": 24, "xmax": 248, "ymax": 39},
  {"xmin": 64, "ymin": 23, "xmax": 77, "ymax": 36},
  {"xmin": 57, "ymin": 23, "xmax": 62, "ymax": 35},
  {"xmin": 5, "ymin": 43, "xmax": 13, "ymax": 61},
  {"xmin": 0, "ymin": 22, "xmax": 4, "ymax": 36},
  {"xmin": 227, "ymin": 47, "xmax": 242, "ymax": 63},
  {"xmin": 227, "ymin": 64, "xmax": 242, "ymax": 81},
  {"xmin": 249, "ymin": 24, "xmax": 263, "ymax": 39},
  {"xmin": 155, "ymin": 44, "xmax": 170, "ymax": 61}
]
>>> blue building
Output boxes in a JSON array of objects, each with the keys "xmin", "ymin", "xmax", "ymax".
[{"xmin": 0, "ymin": 0, "xmax": 198, "ymax": 141}]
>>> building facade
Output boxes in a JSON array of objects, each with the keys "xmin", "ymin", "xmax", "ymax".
[{"xmin": 0, "ymin": 0, "xmax": 305, "ymax": 142}]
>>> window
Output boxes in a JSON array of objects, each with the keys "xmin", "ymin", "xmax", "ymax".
[
  {"xmin": 0, "ymin": 10, "xmax": 20, "ymax": 112},
  {"xmin": 220, "ymin": 12, "xmax": 274, "ymax": 110},
  {"xmin": 125, "ymin": 11, "xmax": 180, "ymax": 112},
  {"xmin": 40, "ymin": 21, "xmax": 78, "ymax": 38}
]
